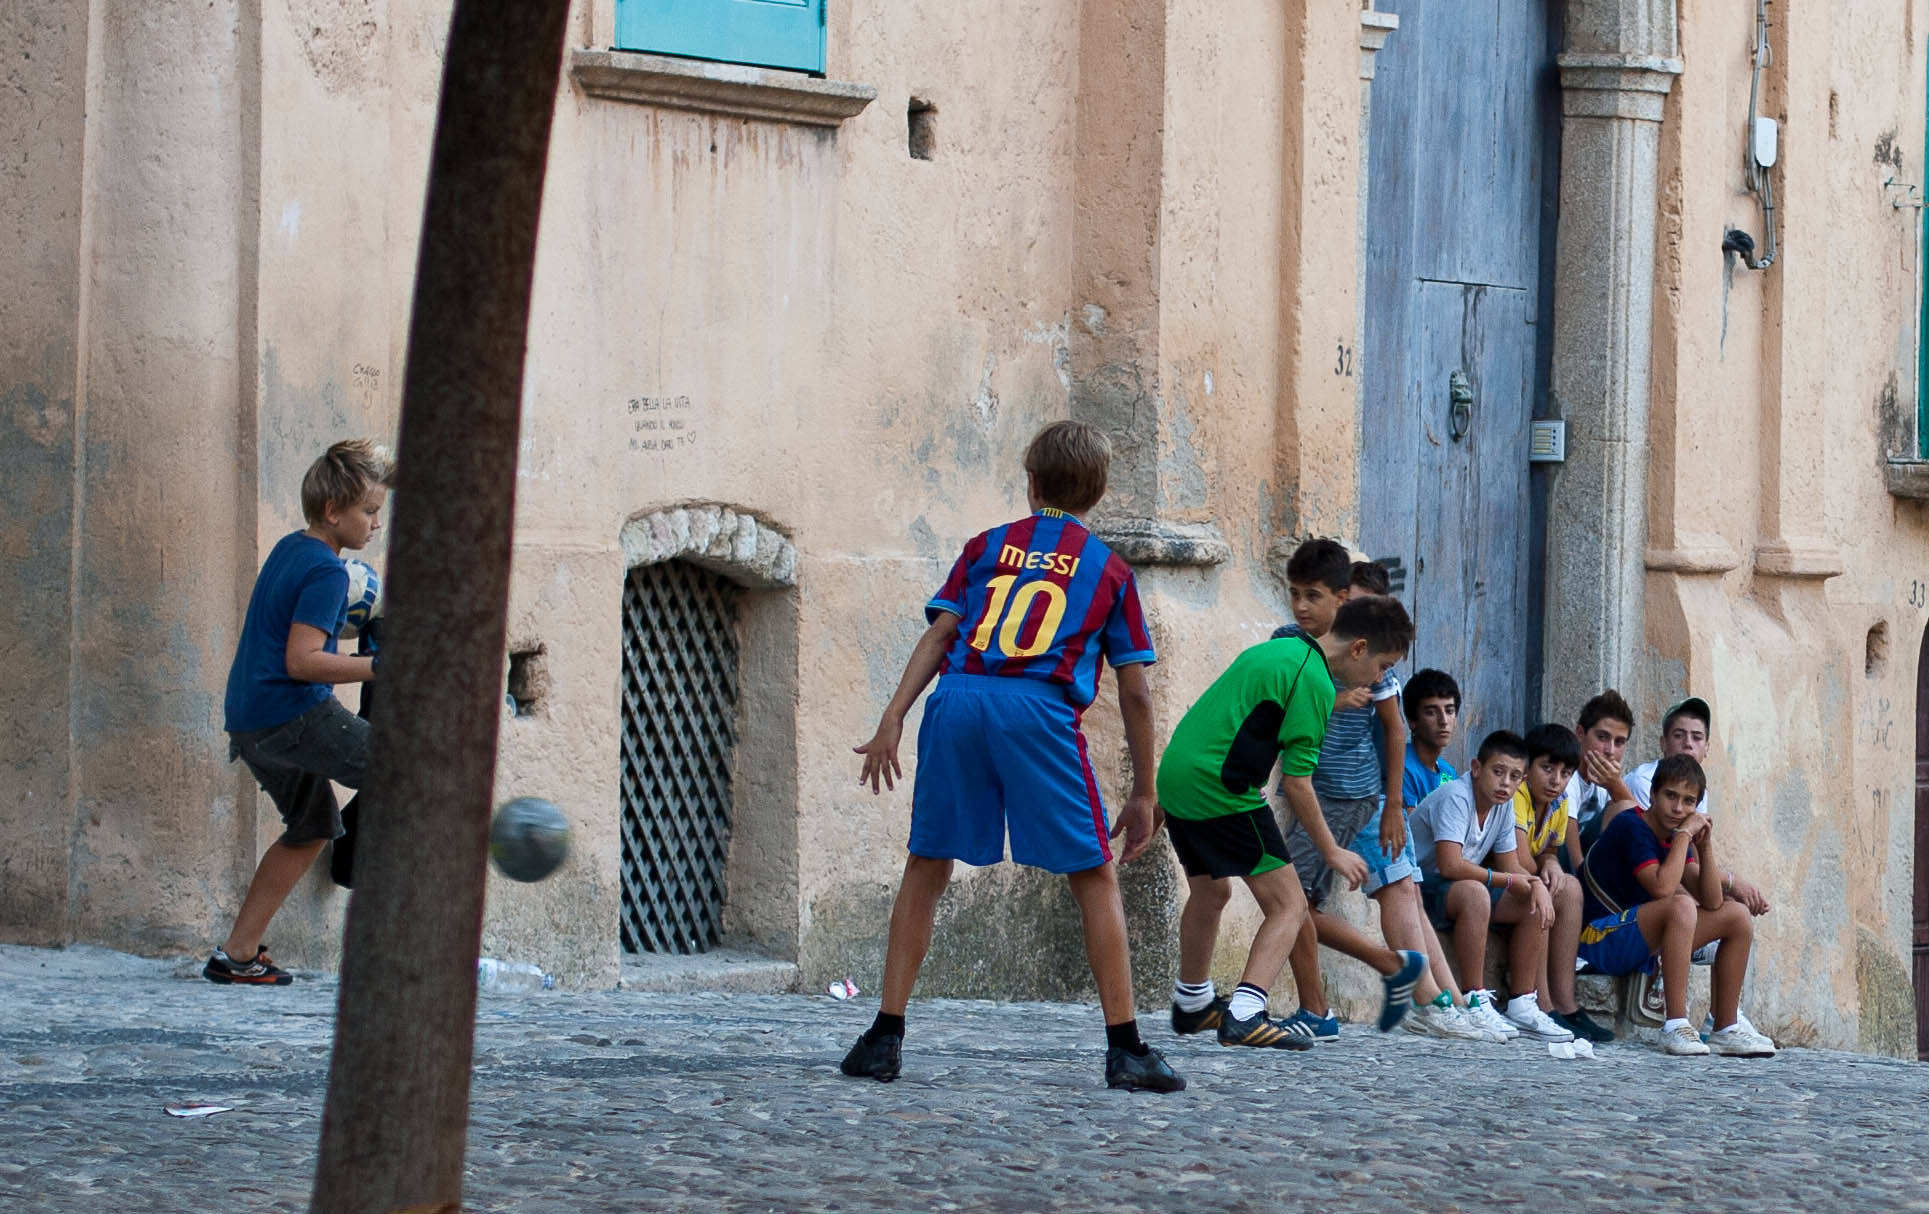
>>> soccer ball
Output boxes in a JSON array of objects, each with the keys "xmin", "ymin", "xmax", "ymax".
[
  {"xmin": 342, "ymin": 559, "xmax": 382, "ymax": 639},
  {"xmin": 489, "ymin": 797, "xmax": 571, "ymax": 882}
]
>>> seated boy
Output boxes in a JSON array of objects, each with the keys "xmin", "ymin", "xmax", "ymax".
[
  {"xmin": 1388, "ymin": 669, "xmax": 1501, "ymax": 1039},
  {"xmin": 1512, "ymin": 724, "xmax": 1612, "ymax": 1042},
  {"xmin": 1263, "ymin": 545, "xmax": 1430, "ymax": 1041},
  {"xmin": 846, "ymin": 421, "xmax": 1183, "ymax": 1092},
  {"xmin": 1158, "ymin": 595, "xmax": 1423, "ymax": 1047},
  {"xmin": 1410, "ymin": 732, "xmax": 1573, "ymax": 1042},
  {"xmin": 1621, "ymin": 697, "xmax": 1771, "ymax": 917},
  {"xmin": 1577, "ymin": 754, "xmax": 1776, "ymax": 1057},
  {"xmin": 1561, "ymin": 691, "xmax": 1638, "ymax": 867}
]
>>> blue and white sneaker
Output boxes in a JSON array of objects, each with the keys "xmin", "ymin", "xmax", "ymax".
[
  {"xmin": 1377, "ymin": 950, "xmax": 1427, "ymax": 1032},
  {"xmin": 1283, "ymin": 1008, "xmax": 1340, "ymax": 1043}
]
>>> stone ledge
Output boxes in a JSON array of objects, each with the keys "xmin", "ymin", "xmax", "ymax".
[
  {"xmin": 618, "ymin": 949, "xmax": 800, "ymax": 994},
  {"xmin": 1093, "ymin": 519, "xmax": 1232, "ymax": 568},
  {"xmin": 1884, "ymin": 458, "xmax": 1929, "ymax": 500},
  {"xmin": 571, "ymin": 49, "xmax": 876, "ymax": 127},
  {"xmin": 1753, "ymin": 540, "xmax": 1845, "ymax": 580},
  {"xmin": 1646, "ymin": 544, "xmax": 1742, "ymax": 574}
]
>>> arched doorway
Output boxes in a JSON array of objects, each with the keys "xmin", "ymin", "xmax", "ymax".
[{"xmin": 1915, "ymin": 624, "xmax": 1929, "ymax": 1059}]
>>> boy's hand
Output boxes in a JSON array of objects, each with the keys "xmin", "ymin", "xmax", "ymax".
[
  {"xmin": 1690, "ymin": 816, "xmax": 1713, "ymax": 850},
  {"xmin": 1322, "ymin": 846, "xmax": 1368, "ymax": 891},
  {"xmin": 1579, "ymin": 750, "xmax": 1620, "ymax": 787},
  {"xmin": 1109, "ymin": 793, "xmax": 1164, "ymax": 864},
  {"xmin": 1730, "ymin": 875, "xmax": 1771, "ymax": 916},
  {"xmin": 1377, "ymin": 806, "xmax": 1406, "ymax": 856},
  {"xmin": 853, "ymin": 721, "xmax": 904, "ymax": 793},
  {"xmin": 1334, "ymin": 686, "xmax": 1374, "ymax": 711}
]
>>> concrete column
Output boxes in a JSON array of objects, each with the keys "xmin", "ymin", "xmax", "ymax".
[
  {"xmin": 0, "ymin": 1, "xmax": 90, "ymax": 944},
  {"xmin": 1542, "ymin": 40, "xmax": 1682, "ymax": 722}
]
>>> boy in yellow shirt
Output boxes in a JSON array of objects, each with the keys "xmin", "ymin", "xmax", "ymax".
[{"xmin": 1512, "ymin": 724, "xmax": 1612, "ymax": 1042}]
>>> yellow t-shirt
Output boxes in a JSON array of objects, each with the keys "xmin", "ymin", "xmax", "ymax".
[{"xmin": 1512, "ymin": 785, "xmax": 1568, "ymax": 857}]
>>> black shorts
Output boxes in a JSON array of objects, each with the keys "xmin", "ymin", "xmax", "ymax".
[
  {"xmin": 229, "ymin": 699, "xmax": 369, "ymax": 846},
  {"xmin": 1165, "ymin": 807, "xmax": 1293, "ymax": 879}
]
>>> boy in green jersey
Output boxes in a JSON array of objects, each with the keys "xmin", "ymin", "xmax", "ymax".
[{"xmin": 1155, "ymin": 595, "xmax": 1424, "ymax": 1046}]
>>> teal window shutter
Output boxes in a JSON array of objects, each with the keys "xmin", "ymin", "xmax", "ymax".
[{"xmin": 615, "ymin": 0, "xmax": 826, "ymax": 75}]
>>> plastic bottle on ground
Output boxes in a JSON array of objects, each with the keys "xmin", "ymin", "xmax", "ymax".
[{"xmin": 477, "ymin": 958, "xmax": 554, "ymax": 991}]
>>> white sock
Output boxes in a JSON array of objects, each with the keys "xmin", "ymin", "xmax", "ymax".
[
  {"xmin": 1663, "ymin": 1016, "xmax": 1691, "ymax": 1033},
  {"xmin": 1227, "ymin": 983, "xmax": 1268, "ymax": 1022},
  {"xmin": 1173, "ymin": 980, "xmax": 1216, "ymax": 1013}
]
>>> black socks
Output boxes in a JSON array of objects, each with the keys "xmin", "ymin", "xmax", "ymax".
[
  {"xmin": 864, "ymin": 1012, "xmax": 906, "ymax": 1043},
  {"xmin": 1105, "ymin": 1019, "xmax": 1150, "ymax": 1056}
]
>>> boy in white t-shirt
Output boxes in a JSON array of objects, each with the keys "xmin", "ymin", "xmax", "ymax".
[
  {"xmin": 1620, "ymin": 697, "xmax": 1770, "ymax": 918},
  {"xmin": 1411, "ymin": 731, "xmax": 1572, "ymax": 1042}
]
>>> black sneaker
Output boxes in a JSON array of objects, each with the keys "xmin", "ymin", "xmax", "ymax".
[
  {"xmin": 203, "ymin": 947, "xmax": 292, "ymax": 986},
  {"xmin": 1216, "ymin": 1009, "xmax": 1315, "ymax": 1050},
  {"xmin": 1552, "ymin": 1007, "xmax": 1616, "ymax": 1043},
  {"xmin": 839, "ymin": 1033, "xmax": 901, "ymax": 1082},
  {"xmin": 1104, "ymin": 1046, "xmax": 1186, "ymax": 1092},
  {"xmin": 1170, "ymin": 996, "xmax": 1229, "ymax": 1036}
]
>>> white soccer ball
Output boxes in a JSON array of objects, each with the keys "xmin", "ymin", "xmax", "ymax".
[{"xmin": 342, "ymin": 559, "xmax": 382, "ymax": 639}]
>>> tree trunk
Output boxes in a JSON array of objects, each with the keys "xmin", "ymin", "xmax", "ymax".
[{"xmin": 310, "ymin": 3, "xmax": 572, "ymax": 1210}]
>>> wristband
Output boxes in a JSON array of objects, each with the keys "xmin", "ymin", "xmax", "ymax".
[{"xmin": 1483, "ymin": 868, "xmax": 1493, "ymax": 889}]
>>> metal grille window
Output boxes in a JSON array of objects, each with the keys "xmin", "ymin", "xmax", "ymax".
[{"xmin": 619, "ymin": 560, "xmax": 742, "ymax": 954}]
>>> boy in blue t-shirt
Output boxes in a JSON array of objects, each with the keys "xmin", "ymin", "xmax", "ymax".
[
  {"xmin": 207, "ymin": 439, "xmax": 393, "ymax": 985},
  {"xmin": 1578, "ymin": 754, "xmax": 1775, "ymax": 1057},
  {"xmin": 844, "ymin": 421, "xmax": 1183, "ymax": 1093}
]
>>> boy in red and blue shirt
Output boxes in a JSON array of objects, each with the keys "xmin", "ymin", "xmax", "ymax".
[{"xmin": 844, "ymin": 421, "xmax": 1183, "ymax": 1093}]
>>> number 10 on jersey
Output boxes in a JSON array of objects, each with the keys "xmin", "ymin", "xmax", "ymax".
[{"xmin": 968, "ymin": 574, "xmax": 1068, "ymax": 658}]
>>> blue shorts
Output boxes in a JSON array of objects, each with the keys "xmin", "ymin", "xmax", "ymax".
[
  {"xmin": 1577, "ymin": 908, "xmax": 1658, "ymax": 976},
  {"xmin": 908, "ymin": 675, "xmax": 1111, "ymax": 873},
  {"xmin": 1352, "ymin": 802, "xmax": 1420, "ymax": 896}
]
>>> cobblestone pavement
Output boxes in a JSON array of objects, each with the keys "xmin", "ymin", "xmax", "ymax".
[{"xmin": 1, "ymin": 946, "xmax": 1924, "ymax": 1212}]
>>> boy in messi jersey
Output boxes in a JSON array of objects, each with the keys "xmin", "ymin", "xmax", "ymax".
[
  {"xmin": 1157, "ymin": 595, "xmax": 1423, "ymax": 1047},
  {"xmin": 843, "ymin": 421, "xmax": 1184, "ymax": 1093}
]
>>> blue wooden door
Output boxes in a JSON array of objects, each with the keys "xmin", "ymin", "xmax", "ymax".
[
  {"xmin": 615, "ymin": 0, "xmax": 826, "ymax": 75},
  {"xmin": 1359, "ymin": 0, "xmax": 1558, "ymax": 760}
]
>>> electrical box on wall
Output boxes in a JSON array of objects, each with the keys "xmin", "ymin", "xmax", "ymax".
[
  {"xmin": 1751, "ymin": 116, "xmax": 1779, "ymax": 168},
  {"xmin": 1529, "ymin": 419, "xmax": 1566, "ymax": 463}
]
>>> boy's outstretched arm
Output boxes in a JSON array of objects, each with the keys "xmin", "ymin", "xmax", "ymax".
[
  {"xmin": 1375, "ymin": 696, "xmax": 1408, "ymax": 853},
  {"xmin": 1108, "ymin": 662, "xmax": 1162, "ymax": 864},
  {"xmin": 854, "ymin": 612, "xmax": 959, "ymax": 793},
  {"xmin": 1279, "ymin": 774, "xmax": 1368, "ymax": 889}
]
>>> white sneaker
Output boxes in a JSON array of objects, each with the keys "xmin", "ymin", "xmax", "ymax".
[
  {"xmin": 1405, "ymin": 1002, "xmax": 1500, "ymax": 1042},
  {"xmin": 1708, "ymin": 1023, "xmax": 1776, "ymax": 1057},
  {"xmin": 1465, "ymin": 990, "xmax": 1519, "ymax": 1040},
  {"xmin": 1504, "ymin": 993, "xmax": 1575, "ymax": 1043},
  {"xmin": 1660, "ymin": 1022, "xmax": 1711, "ymax": 1056},
  {"xmin": 1701, "ymin": 1009, "xmax": 1759, "ymax": 1038},
  {"xmin": 1691, "ymin": 941, "xmax": 1719, "ymax": 966},
  {"xmin": 1449, "ymin": 1003, "xmax": 1512, "ymax": 1043}
]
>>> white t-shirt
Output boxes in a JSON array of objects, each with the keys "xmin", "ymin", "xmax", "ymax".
[
  {"xmin": 1563, "ymin": 771, "xmax": 1613, "ymax": 828},
  {"xmin": 1410, "ymin": 773, "xmax": 1517, "ymax": 880},
  {"xmin": 1623, "ymin": 759, "xmax": 1712, "ymax": 817}
]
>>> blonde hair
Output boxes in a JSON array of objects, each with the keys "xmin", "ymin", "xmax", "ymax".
[
  {"xmin": 301, "ymin": 439, "xmax": 396, "ymax": 525},
  {"xmin": 1024, "ymin": 421, "xmax": 1110, "ymax": 514}
]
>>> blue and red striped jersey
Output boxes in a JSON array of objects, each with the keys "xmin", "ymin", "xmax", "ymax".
[{"xmin": 925, "ymin": 509, "xmax": 1155, "ymax": 708}]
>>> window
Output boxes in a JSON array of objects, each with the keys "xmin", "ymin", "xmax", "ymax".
[{"xmin": 614, "ymin": 0, "xmax": 826, "ymax": 75}]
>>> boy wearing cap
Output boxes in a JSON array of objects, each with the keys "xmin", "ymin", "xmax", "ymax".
[{"xmin": 1620, "ymin": 699, "xmax": 1769, "ymax": 916}]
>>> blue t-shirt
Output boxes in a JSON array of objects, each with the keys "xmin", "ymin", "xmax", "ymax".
[
  {"xmin": 1402, "ymin": 745, "xmax": 1458, "ymax": 811},
  {"xmin": 224, "ymin": 531, "xmax": 348, "ymax": 732},
  {"xmin": 926, "ymin": 509, "xmax": 1155, "ymax": 709},
  {"xmin": 1581, "ymin": 807, "xmax": 1698, "ymax": 921},
  {"xmin": 1271, "ymin": 622, "xmax": 1401, "ymax": 799}
]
